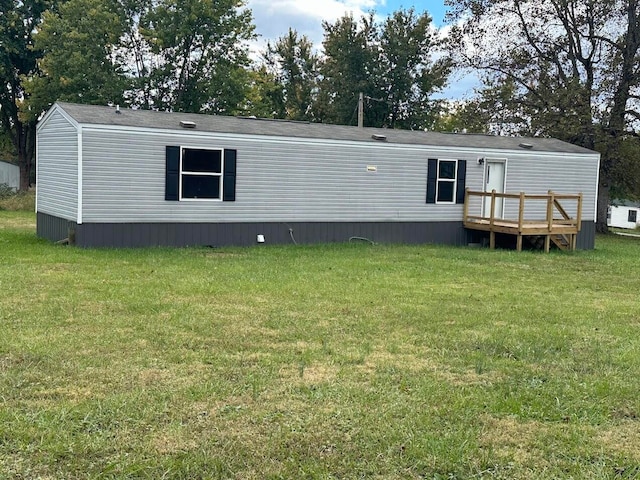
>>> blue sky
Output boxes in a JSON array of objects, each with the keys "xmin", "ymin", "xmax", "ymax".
[
  {"xmin": 247, "ymin": 1, "xmax": 450, "ymax": 48},
  {"xmin": 246, "ymin": 0, "xmax": 475, "ymax": 99},
  {"xmin": 377, "ymin": 1, "xmax": 449, "ymax": 26}
]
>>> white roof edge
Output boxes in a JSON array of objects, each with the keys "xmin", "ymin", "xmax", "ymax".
[{"xmin": 36, "ymin": 103, "xmax": 80, "ymax": 133}]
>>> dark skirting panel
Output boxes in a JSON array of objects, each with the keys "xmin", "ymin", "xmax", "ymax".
[
  {"xmin": 37, "ymin": 212, "xmax": 77, "ymax": 243},
  {"xmin": 70, "ymin": 220, "xmax": 471, "ymax": 248},
  {"xmin": 576, "ymin": 221, "xmax": 596, "ymax": 250},
  {"xmin": 36, "ymin": 214, "xmax": 597, "ymax": 250}
]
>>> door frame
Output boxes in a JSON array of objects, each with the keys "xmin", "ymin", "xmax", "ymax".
[{"xmin": 482, "ymin": 158, "xmax": 507, "ymax": 218}]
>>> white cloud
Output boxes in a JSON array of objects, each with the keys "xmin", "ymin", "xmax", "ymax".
[{"xmin": 246, "ymin": 0, "xmax": 382, "ymax": 55}]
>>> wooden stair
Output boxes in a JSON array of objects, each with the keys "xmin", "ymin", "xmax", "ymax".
[{"xmin": 550, "ymin": 234, "xmax": 572, "ymax": 251}]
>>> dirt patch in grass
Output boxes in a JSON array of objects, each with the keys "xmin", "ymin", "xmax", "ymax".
[
  {"xmin": 479, "ymin": 416, "xmax": 550, "ymax": 464},
  {"xmin": 278, "ymin": 362, "xmax": 338, "ymax": 384},
  {"xmin": 0, "ymin": 215, "xmax": 35, "ymax": 230},
  {"xmin": 32, "ymin": 385, "xmax": 97, "ymax": 403},
  {"xmin": 435, "ymin": 367, "xmax": 504, "ymax": 386},
  {"xmin": 151, "ymin": 431, "xmax": 198, "ymax": 455},
  {"xmin": 597, "ymin": 421, "xmax": 640, "ymax": 460}
]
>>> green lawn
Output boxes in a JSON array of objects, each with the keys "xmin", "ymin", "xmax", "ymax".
[{"xmin": 1, "ymin": 211, "xmax": 640, "ymax": 479}]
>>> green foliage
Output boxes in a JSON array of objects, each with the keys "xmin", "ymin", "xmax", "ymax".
[
  {"xmin": 261, "ymin": 29, "xmax": 318, "ymax": 121},
  {"xmin": 240, "ymin": 66, "xmax": 284, "ymax": 118},
  {"xmin": 0, "ymin": 127, "xmax": 16, "ymax": 161},
  {"xmin": 0, "ymin": 188, "xmax": 34, "ymax": 210},
  {"xmin": 2, "ymin": 213, "xmax": 640, "ymax": 477},
  {"xmin": 317, "ymin": 9, "xmax": 449, "ymax": 128},
  {"xmin": 315, "ymin": 13, "xmax": 378, "ymax": 125},
  {"xmin": 610, "ymin": 136, "xmax": 640, "ymax": 201},
  {"xmin": 23, "ymin": 0, "xmax": 255, "ymax": 116},
  {"xmin": 23, "ymin": 0, "xmax": 128, "ymax": 120},
  {"xmin": 377, "ymin": 8, "xmax": 450, "ymax": 129},
  {"xmin": 138, "ymin": 0, "xmax": 255, "ymax": 113}
]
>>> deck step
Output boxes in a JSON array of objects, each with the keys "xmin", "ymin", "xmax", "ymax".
[{"xmin": 550, "ymin": 234, "xmax": 571, "ymax": 251}]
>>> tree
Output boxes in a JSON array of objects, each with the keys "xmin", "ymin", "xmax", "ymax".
[
  {"xmin": 433, "ymin": 76, "xmax": 529, "ymax": 135},
  {"xmin": 138, "ymin": 0, "xmax": 255, "ymax": 113},
  {"xmin": 240, "ymin": 66, "xmax": 284, "ymax": 118},
  {"xmin": 315, "ymin": 13, "xmax": 379, "ymax": 126},
  {"xmin": 262, "ymin": 29, "xmax": 318, "ymax": 121},
  {"xmin": 316, "ymin": 9, "xmax": 449, "ymax": 129},
  {"xmin": 446, "ymin": 0, "xmax": 640, "ymax": 231},
  {"xmin": 0, "ymin": 125, "xmax": 16, "ymax": 162},
  {"xmin": 377, "ymin": 8, "xmax": 450, "ymax": 129},
  {"xmin": 0, "ymin": 0, "xmax": 61, "ymax": 190},
  {"xmin": 23, "ymin": 0, "xmax": 128, "ymax": 118}
]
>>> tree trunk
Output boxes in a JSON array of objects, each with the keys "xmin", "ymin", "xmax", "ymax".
[
  {"xmin": 596, "ymin": 177, "xmax": 610, "ymax": 234},
  {"xmin": 15, "ymin": 121, "xmax": 36, "ymax": 192}
]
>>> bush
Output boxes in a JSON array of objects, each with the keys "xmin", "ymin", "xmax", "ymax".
[
  {"xmin": 0, "ymin": 183, "xmax": 16, "ymax": 199},
  {"xmin": 0, "ymin": 185, "xmax": 35, "ymax": 211}
]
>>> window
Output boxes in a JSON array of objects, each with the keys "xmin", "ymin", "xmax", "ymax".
[
  {"xmin": 437, "ymin": 160, "xmax": 457, "ymax": 203},
  {"xmin": 426, "ymin": 158, "xmax": 467, "ymax": 204},
  {"xmin": 629, "ymin": 209, "xmax": 638, "ymax": 223},
  {"xmin": 165, "ymin": 146, "xmax": 236, "ymax": 202},
  {"xmin": 181, "ymin": 148, "xmax": 223, "ymax": 199}
]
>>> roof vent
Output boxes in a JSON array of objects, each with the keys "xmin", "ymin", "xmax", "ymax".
[
  {"xmin": 180, "ymin": 120, "xmax": 196, "ymax": 129},
  {"xmin": 371, "ymin": 134, "xmax": 387, "ymax": 142},
  {"xmin": 519, "ymin": 142, "xmax": 533, "ymax": 149},
  {"xmin": 115, "ymin": 105, "xmax": 121, "ymax": 114}
]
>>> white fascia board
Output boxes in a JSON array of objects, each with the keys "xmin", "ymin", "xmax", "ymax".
[
  {"xmin": 81, "ymin": 123, "xmax": 600, "ymax": 161},
  {"xmin": 36, "ymin": 103, "xmax": 80, "ymax": 133}
]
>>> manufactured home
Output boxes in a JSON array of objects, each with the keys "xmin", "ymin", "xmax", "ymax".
[
  {"xmin": 0, "ymin": 160, "xmax": 19, "ymax": 191},
  {"xmin": 608, "ymin": 202, "xmax": 640, "ymax": 230},
  {"xmin": 36, "ymin": 102, "xmax": 600, "ymax": 249}
]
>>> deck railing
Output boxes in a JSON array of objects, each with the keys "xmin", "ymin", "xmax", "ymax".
[{"xmin": 463, "ymin": 189, "xmax": 583, "ymax": 251}]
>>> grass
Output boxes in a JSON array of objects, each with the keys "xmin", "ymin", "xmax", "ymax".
[
  {"xmin": 1, "ymin": 211, "xmax": 640, "ymax": 479},
  {"xmin": 0, "ymin": 188, "xmax": 35, "ymax": 212}
]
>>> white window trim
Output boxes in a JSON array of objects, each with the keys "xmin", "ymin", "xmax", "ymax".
[
  {"xmin": 179, "ymin": 146, "xmax": 224, "ymax": 202},
  {"xmin": 435, "ymin": 158, "xmax": 458, "ymax": 205}
]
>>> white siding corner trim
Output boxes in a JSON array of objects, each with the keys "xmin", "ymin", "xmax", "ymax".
[
  {"xmin": 78, "ymin": 127, "xmax": 83, "ymax": 224},
  {"xmin": 594, "ymin": 157, "xmax": 601, "ymax": 223}
]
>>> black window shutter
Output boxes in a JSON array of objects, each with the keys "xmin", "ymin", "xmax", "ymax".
[
  {"xmin": 456, "ymin": 160, "xmax": 467, "ymax": 204},
  {"xmin": 426, "ymin": 158, "xmax": 437, "ymax": 204},
  {"xmin": 223, "ymin": 149, "xmax": 237, "ymax": 202},
  {"xmin": 165, "ymin": 146, "xmax": 180, "ymax": 201}
]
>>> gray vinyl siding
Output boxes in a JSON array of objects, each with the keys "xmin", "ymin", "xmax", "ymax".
[
  {"xmin": 502, "ymin": 154, "xmax": 598, "ymax": 221},
  {"xmin": 36, "ymin": 110, "xmax": 78, "ymax": 220},
  {"xmin": 0, "ymin": 161, "xmax": 19, "ymax": 190},
  {"xmin": 81, "ymin": 127, "xmax": 488, "ymax": 223}
]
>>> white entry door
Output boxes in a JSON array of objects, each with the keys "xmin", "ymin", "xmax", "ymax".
[{"xmin": 483, "ymin": 160, "xmax": 506, "ymax": 218}]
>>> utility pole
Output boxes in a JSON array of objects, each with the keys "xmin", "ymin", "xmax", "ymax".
[{"xmin": 358, "ymin": 92, "xmax": 364, "ymax": 128}]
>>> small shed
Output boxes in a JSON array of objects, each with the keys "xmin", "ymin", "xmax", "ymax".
[
  {"xmin": 608, "ymin": 202, "xmax": 640, "ymax": 230},
  {"xmin": 0, "ymin": 160, "xmax": 20, "ymax": 191},
  {"xmin": 36, "ymin": 102, "xmax": 600, "ymax": 249}
]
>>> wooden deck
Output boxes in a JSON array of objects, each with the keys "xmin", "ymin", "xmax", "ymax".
[{"xmin": 463, "ymin": 190, "xmax": 583, "ymax": 252}]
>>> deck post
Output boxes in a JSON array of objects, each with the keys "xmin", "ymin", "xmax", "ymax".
[
  {"xmin": 576, "ymin": 193, "xmax": 583, "ymax": 231},
  {"xmin": 490, "ymin": 190, "xmax": 496, "ymax": 228},
  {"xmin": 463, "ymin": 188, "xmax": 470, "ymax": 227},
  {"xmin": 490, "ymin": 231, "xmax": 495, "ymax": 249},
  {"xmin": 547, "ymin": 190, "xmax": 554, "ymax": 231},
  {"xmin": 545, "ymin": 234, "xmax": 551, "ymax": 253},
  {"xmin": 518, "ymin": 192, "xmax": 525, "ymax": 232}
]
